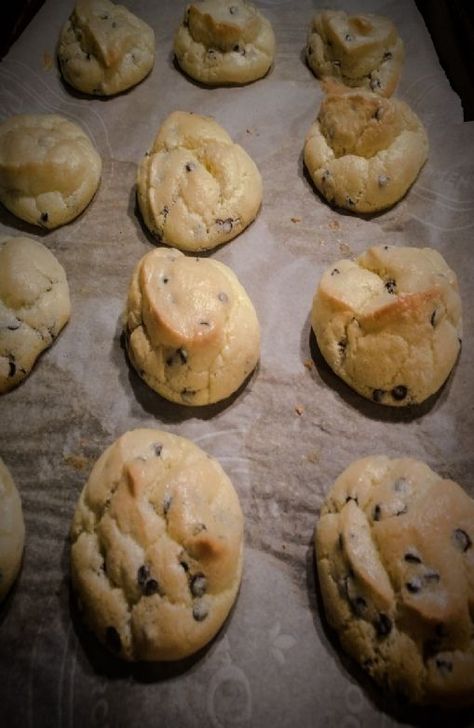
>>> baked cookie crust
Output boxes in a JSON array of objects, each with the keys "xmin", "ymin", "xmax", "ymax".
[
  {"xmin": 70, "ymin": 429, "xmax": 244, "ymax": 661},
  {"xmin": 0, "ymin": 458, "xmax": 25, "ymax": 602}
]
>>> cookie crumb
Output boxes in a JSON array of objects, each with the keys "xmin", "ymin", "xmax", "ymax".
[
  {"xmin": 328, "ymin": 219, "xmax": 340, "ymax": 230},
  {"xmin": 339, "ymin": 242, "xmax": 352, "ymax": 256},
  {"xmin": 303, "ymin": 359, "xmax": 314, "ymax": 370},
  {"xmin": 295, "ymin": 404, "xmax": 304, "ymax": 416},
  {"xmin": 42, "ymin": 51, "xmax": 53, "ymax": 70},
  {"xmin": 306, "ymin": 450, "xmax": 319, "ymax": 463},
  {"xmin": 65, "ymin": 453, "xmax": 90, "ymax": 471},
  {"xmin": 291, "ymin": 216, "xmax": 301, "ymax": 223}
]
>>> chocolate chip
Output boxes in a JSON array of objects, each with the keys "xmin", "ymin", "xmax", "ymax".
[
  {"xmin": 345, "ymin": 33, "xmax": 353, "ymax": 41},
  {"xmin": 372, "ymin": 389, "xmax": 385, "ymax": 403},
  {"xmin": 199, "ymin": 321, "xmax": 210, "ymax": 327},
  {"xmin": 207, "ymin": 48, "xmax": 217, "ymax": 57},
  {"xmin": 321, "ymin": 169, "xmax": 330, "ymax": 182},
  {"xmin": 180, "ymin": 559, "xmax": 189, "ymax": 572},
  {"xmin": 346, "ymin": 196, "xmax": 355, "ymax": 206},
  {"xmin": 452, "ymin": 528, "xmax": 471, "ymax": 552},
  {"xmin": 338, "ymin": 533, "xmax": 344, "ymax": 550},
  {"xmin": 185, "ymin": 161, "xmax": 195, "ymax": 172},
  {"xmin": 229, "ymin": 5, "xmax": 238, "ymax": 14},
  {"xmin": 233, "ymin": 44, "xmax": 245, "ymax": 55},
  {"xmin": 370, "ymin": 77, "xmax": 382, "ymax": 91},
  {"xmin": 153, "ymin": 443, "xmax": 162, "ymax": 456},
  {"xmin": 216, "ymin": 218, "xmax": 233, "ymax": 233},
  {"xmin": 162, "ymin": 277, "xmax": 169, "ymax": 284},
  {"xmin": 307, "ymin": 46, "xmax": 313, "ymax": 56},
  {"xmin": 383, "ymin": 51, "xmax": 393, "ymax": 60},
  {"xmin": 406, "ymin": 578, "xmax": 422, "ymax": 593},
  {"xmin": 192, "ymin": 602, "xmax": 208, "ymax": 621},
  {"xmin": 190, "ymin": 573, "xmax": 207, "ymax": 598},
  {"xmin": 100, "ymin": 14, "xmax": 109, "ymax": 20},
  {"xmin": 391, "ymin": 385, "xmax": 407, "ymax": 401},
  {"xmin": 384, "ymin": 278, "xmax": 396, "ymax": 294},
  {"xmin": 373, "ymin": 504, "xmax": 381, "ymax": 521},
  {"xmin": 430, "ymin": 309, "xmax": 437, "ymax": 327},
  {"xmin": 7, "ymin": 322, "xmax": 20, "ymax": 331},
  {"xmin": 378, "ymin": 175, "xmax": 390, "ymax": 188},
  {"xmin": 404, "ymin": 552, "xmax": 422, "ymax": 564},
  {"xmin": 435, "ymin": 658, "xmax": 453, "ymax": 675},
  {"xmin": 143, "ymin": 578, "xmax": 159, "ymax": 596},
  {"xmin": 8, "ymin": 359, "xmax": 16, "ymax": 378},
  {"xmin": 137, "ymin": 565, "xmax": 150, "ymax": 587},
  {"xmin": 374, "ymin": 613, "xmax": 392, "ymax": 637},
  {"xmin": 163, "ymin": 494, "xmax": 172, "ymax": 515},
  {"xmin": 338, "ymin": 338, "xmax": 347, "ymax": 358},
  {"xmin": 330, "ymin": 268, "xmax": 340, "ymax": 276},
  {"xmin": 345, "ymin": 495, "xmax": 358, "ymax": 505},
  {"xmin": 218, "ymin": 292, "xmax": 228, "ymax": 303},
  {"xmin": 105, "ymin": 626, "xmax": 121, "ymax": 653},
  {"xmin": 40, "ymin": 212, "xmax": 49, "ymax": 223},
  {"xmin": 86, "ymin": 53, "xmax": 91, "ymax": 60}
]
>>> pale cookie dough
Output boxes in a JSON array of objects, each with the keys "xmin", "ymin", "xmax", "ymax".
[
  {"xmin": 70, "ymin": 429, "xmax": 244, "ymax": 661},
  {"xmin": 306, "ymin": 10, "xmax": 404, "ymax": 97},
  {"xmin": 174, "ymin": 0, "xmax": 275, "ymax": 86},
  {"xmin": 315, "ymin": 456, "xmax": 474, "ymax": 706},
  {"xmin": 0, "ymin": 236, "xmax": 71, "ymax": 394},
  {"xmin": 0, "ymin": 114, "xmax": 101, "ymax": 229},
  {"xmin": 0, "ymin": 458, "xmax": 25, "ymax": 602},
  {"xmin": 137, "ymin": 111, "xmax": 262, "ymax": 251},
  {"xmin": 303, "ymin": 91, "xmax": 429, "ymax": 213},
  {"xmin": 125, "ymin": 247, "xmax": 260, "ymax": 406},
  {"xmin": 58, "ymin": 0, "xmax": 155, "ymax": 96},
  {"xmin": 311, "ymin": 245, "xmax": 462, "ymax": 406}
]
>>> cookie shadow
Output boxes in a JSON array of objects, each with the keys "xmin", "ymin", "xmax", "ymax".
[
  {"xmin": 169, "ymin": 51, "xmax": 275, "ymax": 88},
  {"xmin": 57, "ymin": 64, "xmax": 153, "ymax": 102},
  {"xmin": 300, "ymin": 312, "xmax": 450, "ymax": 422},
  {"xmin": 306, "ymin": 541, "xmax": 473, "ymax": 726},
  {"xmin": 0, "ymin": 203, "xmax": 50, "ymax": 238},
  {"xmin": 117, "ymin": 326, "xmax": 259, "ymax": 424}
]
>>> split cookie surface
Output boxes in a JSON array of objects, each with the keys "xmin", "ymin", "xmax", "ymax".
[
  {"xmin": 70, "ymin": 428, "xmax": 244, "ymax": 661},
  {"xmin": 311, "ymin": 245, "xmax": 462, "ymax": 406},
  {"xmin": 58, "ymin": 0, "xmax": 155, "ymax": 96},
  {"xmin": 174, "ymin": 0, "xmax": 275, "ymax": 85},
  {"xmin": 315, "ymin": 456, "xmax": 474, "ymax": 706},
  {"xmin": 125, "ymin": 247, "xmax": 260, "ymax": 406},
  {"xmin": 137, "ymin": 111, "xmax": 262, "ymax": 252},
  {"xmin": 0, "ymin": 236, "xmax": 71, "ymax": 394},
  {"xmin": 0, "ymin": 113, "xmax": 101, "ymax": 229},
  {"xmin": 306, "ymin": 10, "xmax": 404, "ymax": 97},
  {"xmin": 304, "ymin": 91, "xmax": 428, "ymax": 214}
]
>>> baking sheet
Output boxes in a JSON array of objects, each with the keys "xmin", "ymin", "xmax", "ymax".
[{"xmin": 1, "ymin": 1, "xmax": 473, "ymax": 726}]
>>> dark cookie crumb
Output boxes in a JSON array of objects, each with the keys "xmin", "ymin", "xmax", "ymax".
[
  {"xmin": 185, "ymin": 161, "xmax": 196, "ymax": 172},
  {"xmin": 404, "ymin": 552, "xmax": 422, "ymax": 564},
  {"xmin": 105, "ymin": 626, "xmax": 121, "ymax": 653},
  {"xmin": 330, "ymin": 268, "xmax": 340, "ymax": 276},
  {"xmin": 137, "ymin": 564, "xmax": 150, "ymax": 587},
  {"xmin": 143, "ymin": 578, "xmax": 159, "ymax": 596},
  {"xmin": 345, "ymin": 33, "xmax": 353, "ymax": 41},
  {"xmin": 384, "ymin": 278, "xmax": 396, "ymax": 294},
  {"xmin": 153, "ymin": 443, "xmax": 163, "ymax": 456},
  {"xmin": 40, "ymin": 212, "xmax": 49, "ymax": 223},
  {"xmin": 346, "ymin": 196, "xmax": 355, "ymax": 207},
  {"xmin": 383, "ymin": 51, "xmax": 393, "ymax": 60}
]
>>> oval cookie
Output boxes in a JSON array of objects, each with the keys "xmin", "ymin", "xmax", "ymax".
[{"xmin": 70, "ymin": 429, "xmax": 244, "ymax": 661}]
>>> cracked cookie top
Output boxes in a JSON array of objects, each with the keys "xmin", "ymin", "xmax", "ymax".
[
  {"xmin": 311, "ymin": 245, "xmax": 462, "ymax": 406},
  {"xmin": 58, "ymin": 0, "xmax": 155, "ymax": 96},
  {"xmin": 174, "ymin": 0, "xmax": 275, "ymax": 86},
  {"xmin": 70, "ymin": 428, "xmax": 244, "ymax": 661},
  {"xmin": 125, "ymin": 247, "xmax": 260, "ymax": 406},
  {"xmin": 315, "ymin": 456, "xmax": 474, "ymax": 706},
  {"xmin": 303, "ymin": 91, "xmax": 428, "ymax": 213},
  {"xmin": 0, "ymin": 236, "xmax": 71, "ymax": 394},
  {"xmin": 0, "ymin": 457, "xmax": 25, "ymax": 601},
  {"xmin": 136, "ymin": 111, "xmax": 262, "ymax": 251},
  {"xmin": 0, "ymin": 113, "xmax": 102, "ymax": 229},
  {"xmin": 306, "ymin": 10, "xmax": 404, "ymax": 97}
]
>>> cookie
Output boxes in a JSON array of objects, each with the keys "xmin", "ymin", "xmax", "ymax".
[
  {"xmin": 0, "ymin": 236, "xmax": 71, "ymax": 394},
  {"xmin": 304, "ymin": 91, "xmax": 428, "ymax": 214},
  {"xmin": 306, "ymin": 10, "xmax": 404, "ymax": 97},
  {"xmin": 311, "ymin": 245, "xmax": 462, "ymax": 406},
  {"xmin": 136, "ymin": 111, "xmax": 262, "ymax": 252},
  {"xmin": 0, "ymin": 114, "xmax": 101, "ymax": 229},
  {"xmin": 70, "ymin": 428, "xmax": 244, "ymax": 661},
  {"xmin": 174, "ymin": 0, "xmax": 275, "ymax": 86},
  {"xmin": 0, "ymin": 458, "xmax": 25, "ymax": 601},
  {"xmin": 315, "ymin": 456, "xmax": 474, "ymax": 706},
  {"xmin": 125, "ymin": 247, "xmax": 260, "ymax": 406},
  {"xmin": 58, "ymin": 0, "xmax": 155, "ymax": 96}
]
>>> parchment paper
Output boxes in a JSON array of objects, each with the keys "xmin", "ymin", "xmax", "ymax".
[{"xmin": 1, "ymin": 1, "xmax": 473, "ymax": 726}]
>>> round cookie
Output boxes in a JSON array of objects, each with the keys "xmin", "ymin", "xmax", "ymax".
[
  {"xmin": 0, "ymin": 458, "xmax": 25, "ymax": 602},
  {"xmin": 311, "ymin": 245, "xmax": 462, "ymax": 407},
  {"xmin": 303, "ymin": 91, "xmax": 429, "ymax": 213},
  {"xmin": 0, "ymin": 114, "xmax": 101, "ymax": 229},
  {"xmin": 70, "ymin": 428, "xmax": 244, "ymax": 661},
  {"xmin": 58, "ymin": 0, "xmax": 155, "ymax": 96},
  {"xmin": 125, "ymin": 247, "xmax": 260, "ymax": 406},
  {"xmin": 306, "ymin": 10, "xmax": 404, "ymax": 97},
  {"xmin": 174, "ymin": 0, "xmax": 275, "ymax": 86},
  {"xmin": 315, "ymin": 456, "xmax": 474, "ymax": 706},
  {"xmin": 136, "ymin": 111, "xmax": 262, "ymax": 252},
  {"xmin": 0, "ymin": 236, "xmax": 71, "ymax": 394}
]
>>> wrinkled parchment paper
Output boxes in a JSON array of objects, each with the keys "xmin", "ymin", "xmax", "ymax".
[{"xmin": 1, "ymin": 1, "xmax": 473, "ymax": 726}]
